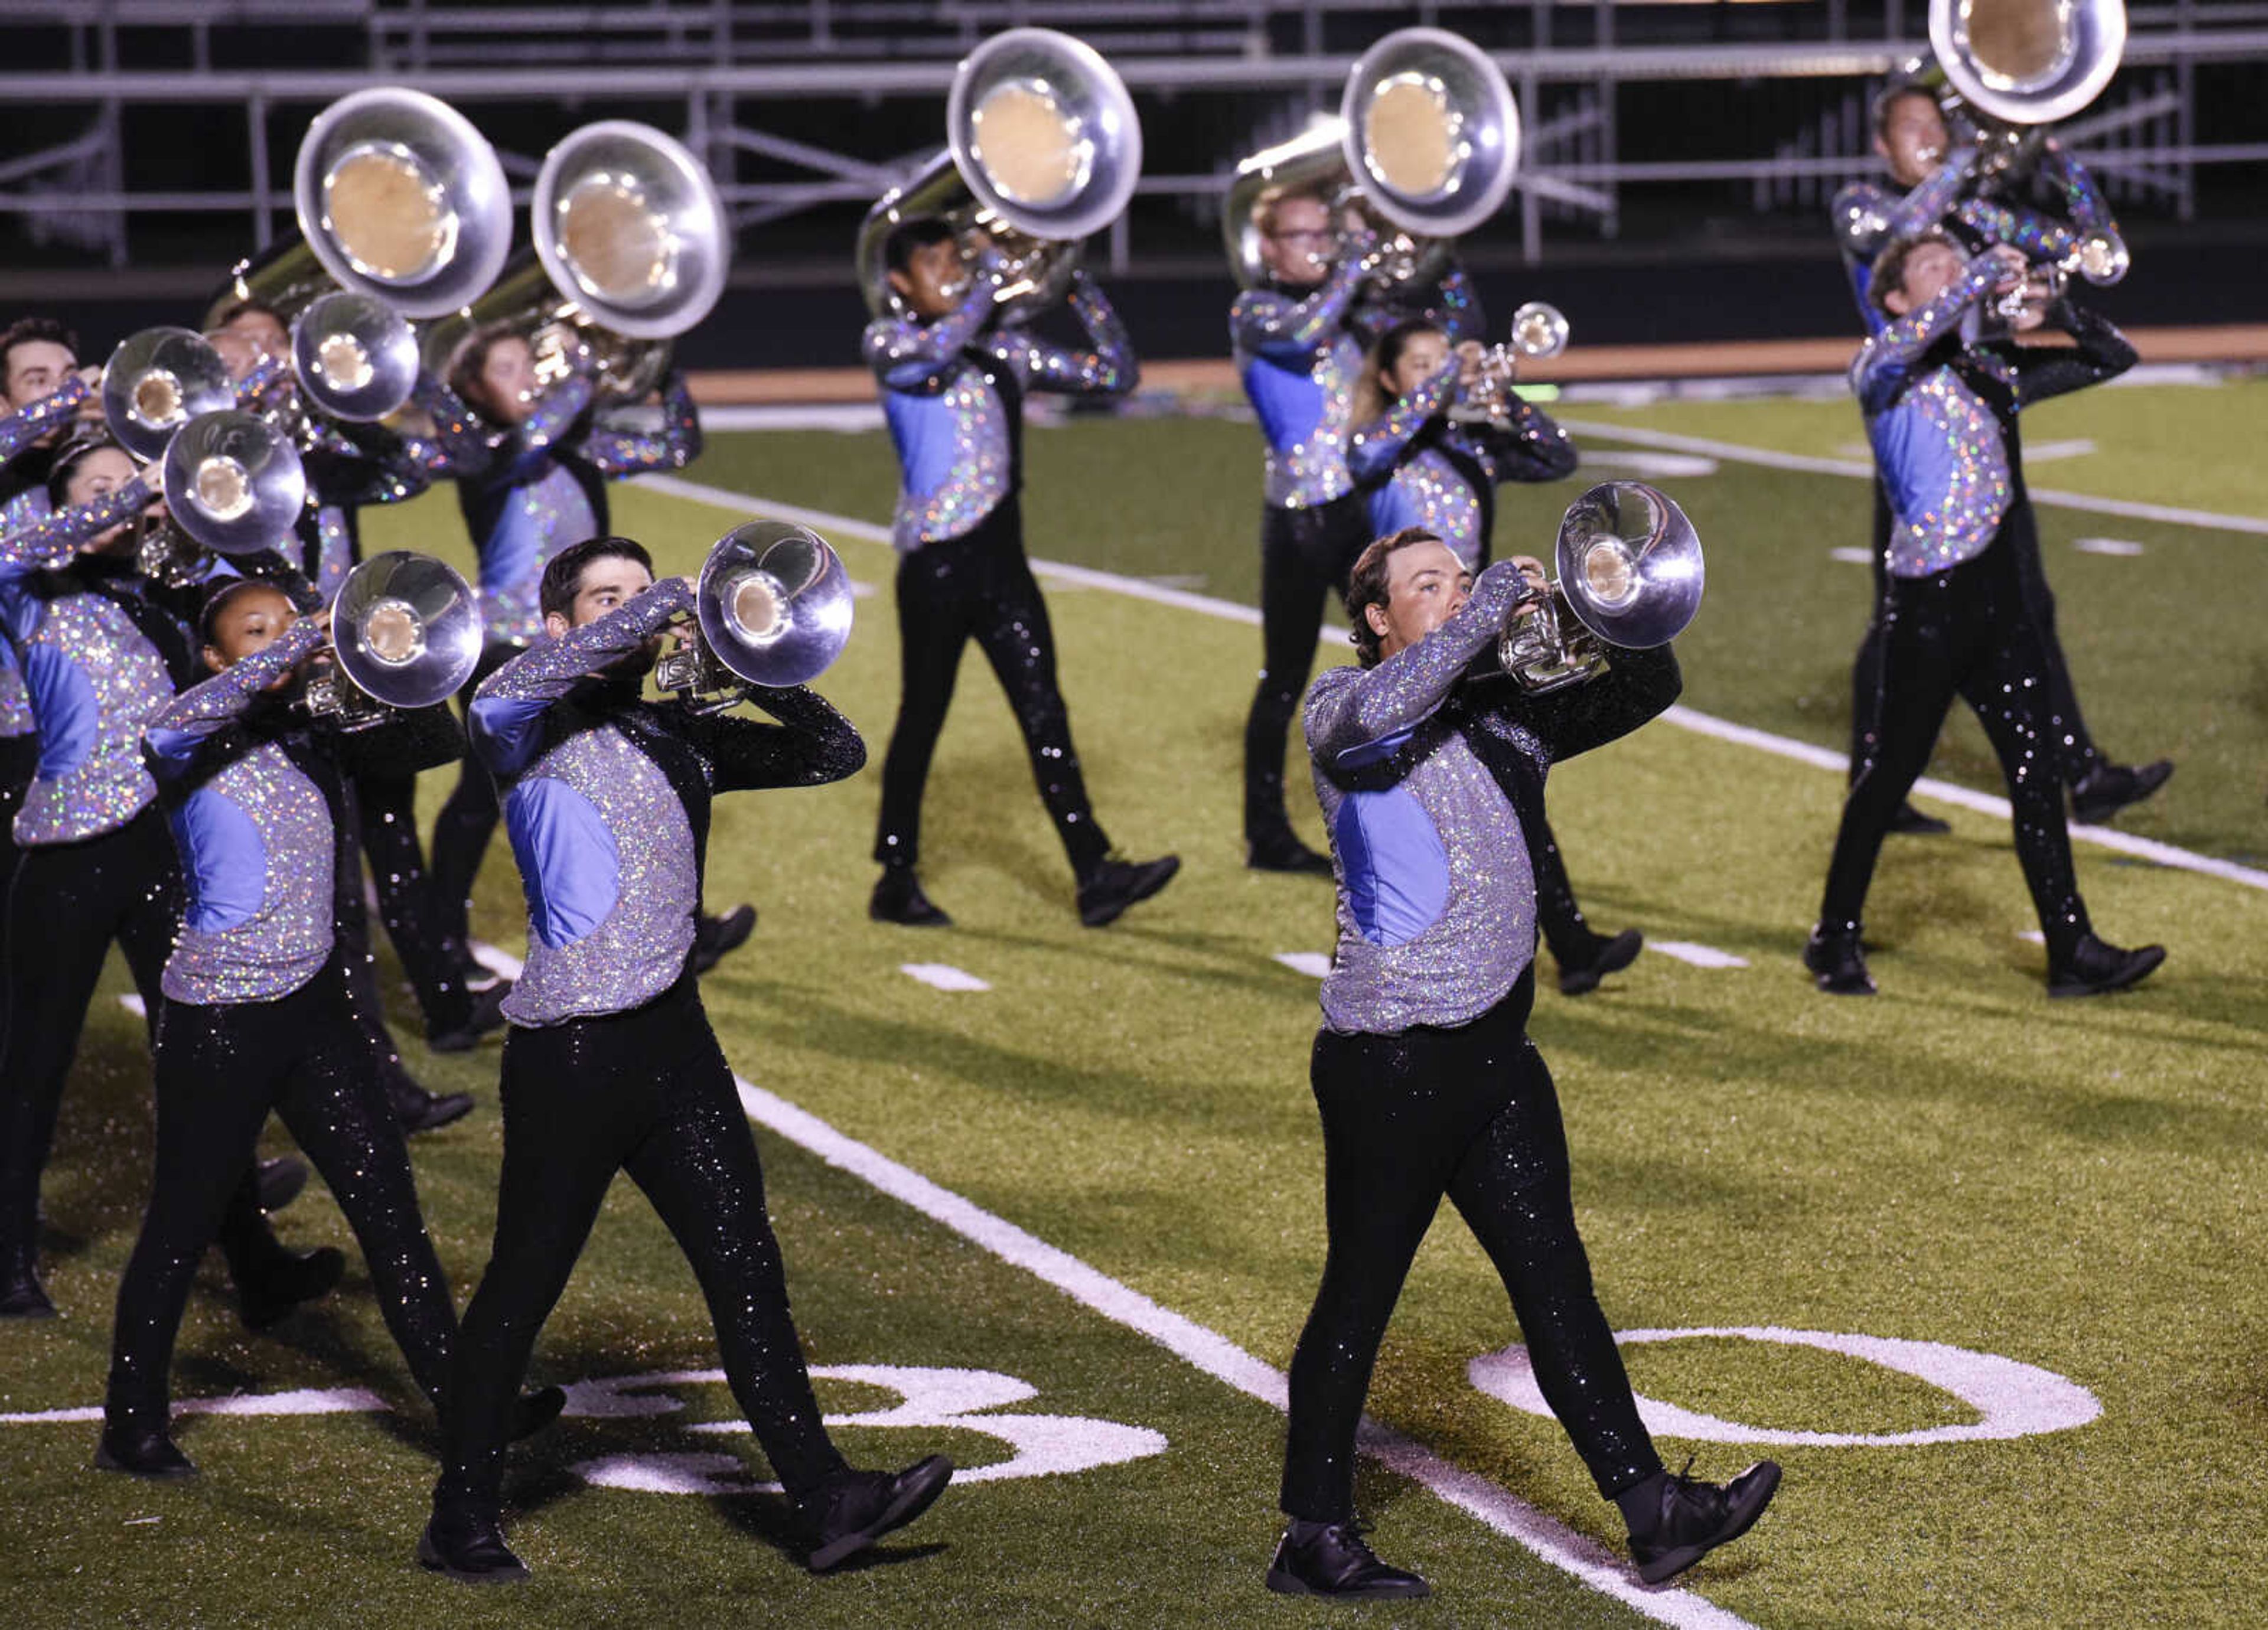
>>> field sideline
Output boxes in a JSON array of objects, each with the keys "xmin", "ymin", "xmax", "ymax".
[{"xmin": 2, "ymin": 384, "xmax": 2263, "ymax": 1627}]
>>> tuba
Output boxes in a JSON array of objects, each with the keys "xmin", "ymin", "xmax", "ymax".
[
  {"xmin": 102, "ymin": 328, "xmax": 236, "ymax": 462},
  {"xmin": 421, "ymin": 120, "xmax": 729, "ymax": 406},
  {"xmin": 1497, "ymin": 483, "xmax": 1703, "ymax": 693},
  {"xmin": 1224, "ymin": 27, "xmax": 1520, "ymax": 292},
  {"xmin": 855, "ymin": 28, "xmax": 1142, "ymax": 321},
  {"xmin": 1930, "ymin": 0, "xmax": 2127, "ymax": 131},
  {"xmin": 158, "ymin": 410, "xmax": 308, "ymax": 556},
  {"xmin": 301, "ymin": 550, "xmax": 484, "ymax": 729},
  {"xmin": 654, "ymin": 520, "xmax": 855, "ymax": 713}
]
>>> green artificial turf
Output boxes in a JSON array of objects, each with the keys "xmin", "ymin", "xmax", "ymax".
[{"xmin": 4, "ymin": 390, "xmax": 2264, "ymax": 1628}]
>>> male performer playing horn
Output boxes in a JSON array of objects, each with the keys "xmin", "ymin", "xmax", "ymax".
[
  {"xmin": 1270, "ymin": 529, "xmax": 1776, "ymax": 1600},
  {"xmin": 422, "ymin": 536, "xmax": 950, "ymax": 1581},
  {"xmin": 862, "ymin": 219, "xmax": 1177, "ymax": 928}
]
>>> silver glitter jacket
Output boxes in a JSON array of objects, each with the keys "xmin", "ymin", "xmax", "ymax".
[
  {"xmin": 1348, "ymin": 360, "xmax": 1577, "ymax": 566},
  {"xmin": 864, "ymin": 264, "xmax": 1136, "ymax": 550},
  {"xmin": 471, "ymin": 579, "xmax": 865, "ymax": 1027},
  {"xmin": 1305, "ymin": 562, "xmax": 1680, "ymax": 1035}
]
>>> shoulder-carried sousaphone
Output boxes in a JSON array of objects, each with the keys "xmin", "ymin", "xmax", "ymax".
[
  {"xmin": 855, "ymin": 27, "xmax": 1142, "ymax": 321},
  {"xmin": 1496, "ymin": 483, "xmax": 1703, "ymax": 693},
  {"xmin": 302, "ymin": 550, "xmax": 484, "ymax": 729},
  {"xmin": 1223, "ymin": 26, "xmax": 1520, "ymax": 291},
  {"xmin": 654, "ymin": 520, "xmax": 855, "ymax": 712}
]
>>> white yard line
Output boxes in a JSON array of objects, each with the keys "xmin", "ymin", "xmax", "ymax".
[
  {"xmin": 637, "ymin": 474, "xmax": 2268, "ymax": 896},
  {"xmin": 1555, "ymin": 419, "xmax": 2268, "ymax": 539}
]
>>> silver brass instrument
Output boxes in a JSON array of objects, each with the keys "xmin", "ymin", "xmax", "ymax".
[
  {"xmin": 856, "ymin": 28, "xmax": 1142, "ymax": 322},
  {"xmin": 1224, "ymin": 26, "xmax": 1520, "ymax": 292},
  {"xmin": 1450, "ymin": 301, "xmax": 1570, "ymax": 424},
  {"xmin": 102, "ymin": 328, "xmax": 235, "ymax": 462},
  {"xmin": 655, "ymin": 520, "xmax": 855, "ymax": 713},
  {"xmin": 1497, "ymin": 483, "xmax": 1703, "ymax": 694},
  {"xmin": 424, "ymin": 120, "xmax": 729, "ymax": 405},
  {"xmin": 129, "ymin": 509, "xmax": 209, "ymax": 591},
  {"xmin": 302, "ymin": 550, "xmax": 483, "ymax": 729},
  {"xmin": 1992, "ymin": 228, "xmax": 2130, "ymax": 318},
  {"xmin": 290, "ymin": 290, "xmax": 421, "ymax": 422},
  {"xmin": 1930, "ymin": 0, "xmax": 2127, "ymax": 131},
  {"xmin": 158, "ymin": 410, "xmax": 307, "ymax": 556}
]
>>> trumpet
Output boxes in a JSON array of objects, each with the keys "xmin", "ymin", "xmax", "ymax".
[
  {"xmin": 654, "ymin": 520, "xmax": 855, "ymax": 714},
  {"xmin": 1224, "ymin": 27, "xmax": 1520, "ymax": 293},
  {"xmin": 299, "ymin": 550, "xmax": 483, "ymax": 730},
  {"xmin": 1448, "ymin": 302, "xmax": 1570, "ymax": 424},
  {"xmin": 856, "ymin": 28, "xmax": 1142, "ymax": 322},
  {"xmin": 1990, "ymin": 227, "xmax": 2132, "ymax": 318},
  {"xmin": 1496, "ymin": 483, "xmax": 1703, "ymax": 693}
]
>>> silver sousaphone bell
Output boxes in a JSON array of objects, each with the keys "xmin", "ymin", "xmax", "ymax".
[
  {"xmin": 291, "ymin": 290, "xmax": 421, "ymax": 421},
  {"xmin": 656, "ymin": 520, "xmax": 855, "ymax": 713},
  {"xmin": 302, "ymin": 550, "xmax": 483, "ymax": 729},
  {"xmin": 159, "ymin": 410, "xmax": 307, "ymax": 556},
  {"xmin": 102, "ymin": 328, "xmax": 236, "ymax": 462},
  {"xmin": 1497, "ymin": 482, "xmax": 1704, "ymax": 694}
]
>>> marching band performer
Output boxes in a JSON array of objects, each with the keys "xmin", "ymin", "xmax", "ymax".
[
  {"xmin": 0, "ymin": 428, "xmax": 331, "ymax": 1322},
  {"xmin": 1230, "ymin": 182, "xmax": 1478, "ymax": 874},
  {"xmin": 421, "ymin": 536, "xmax": 950, "ymax": 1581},
  {"xmin": 1806, "ymin": 235, "xmax": 2164, "ymax": 997},
  {"xmin": 862, "ymin": 219, "xmax": 1178, "ymax": 929},
  {"xmin": 100, "ymin": 577, "xmax": 562, "ymax": 1478},
  {"xmin": 1271, "ymin": 529, "xmax": 1776, "ymax": 1599}
]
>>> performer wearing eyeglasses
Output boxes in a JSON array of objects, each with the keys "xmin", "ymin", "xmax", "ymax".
[
  {"xmin": 1269, "ymin": 530, "xmax": 1776, "ymax": 1601},
  {"xmin": 862, "ymin": 220, "xmax": 1178, "ymax": 929},
  {"xmin": 421, "ymin": 536, "xmax": 950, "ymax": 1582},
  {"xmin": 1806, "ymin": 234, "xmax": 2163, "ymax": 997},
  {"xmin": 1832, "ymin": 83, "xmax": 2170, "ymax": 833},
  {"xmin": 100, "ymin": 578, "xmax": 562, "ymax": 1478},
  {"xmin": 0, "ymin": 430, "xmax": 331, "ymax": 1323}
]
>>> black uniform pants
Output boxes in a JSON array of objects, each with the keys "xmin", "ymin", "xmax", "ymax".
[
  {"xmin": 1282, "ymin": 969, "xmax": 1661, "ymax": 1521},
  {"xmin": 106, "ymin": 958, "xmax": 457, "ymax": 1431},
  {"xmin": 874, "ymin": 498, "xmax": 1110, "ymax": 878},
  {"xmin": 1244, "ymin": 493, "xmax": 1374, "ymax": 848},
  {"xmin": 353, "ymin": 769, "xmax": 473, "ymax": 1036},
  {"xmin": 428, "ymin": 641, "xmax": 520, "ymax": 954},
  {"xmin": 1823, "ymin": 535, "xmax": 2091, "ymax": 958},
  {"xmin": 440, "ymin": 975, "xmax": 845, "ymax": 1503},
  {"xmin": 0, "ymin": 806, "xmax": 277, "ymax": 1282}
]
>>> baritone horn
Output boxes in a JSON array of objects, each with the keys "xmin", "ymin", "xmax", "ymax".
[
  {"xmin": 1497, "ymin": 483, "xmax": 1703, "ymax": 694},
  {"xmin": 655, "ymin": 521, "xmax": 855, "ymax": 712},
  {"xmin": 423, "ymin": 120, "xmax": 729, "ymax": 405},
  {"xmin": 1223, "ymin": 26, "xmax": 1520, "ymax": 291},
  {"xmin": 159, "ymin": 410, "xmax": 307, "ymax": 556},
  {"xmin": 102, "ymin": 328, "xmax": 235, "ymax": 462},
  {"xmin": 856, "ymin": 27, "xmax": 1142, "ymax": 320},
  {"xmin": 1930, "ymin": 0, "xmax": 2127, "ymax": 128},
  {"xmin": 291, "ymin": 290, "xmax": 421, "ymax": 421},
  {"xmin": 302, "ymin": 550, "xmax": 484, "ymax": 729}
]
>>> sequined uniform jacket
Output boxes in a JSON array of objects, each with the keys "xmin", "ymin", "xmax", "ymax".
[
  {"xmin": 0, "ymin": 373, "xmax": 95, "ymax": 740},
  {"xmin": 143, "ymin": 617, "xmax": 460, "ymax": 1005},
  {"xmin": 1855, "ymin": 256, "xmax": 2135, "ymax": 578},
  {"xmin": 863, "ymin": 264, "xmax": 1136, "ymax": 550},
  {"xmin": 1304, "ymin": 562, "xmax": 1680, "ymax": 1036},
  {"xmin": 468, "ymin": 579, "xmax": 865, "ymax": 1028},
  {"xmin": 1231, "ymin": 261, "xmax": 1479, "ymax": 511},
  {"xmin": 1834, "ymin": 144, "xmax": 2117, "ymax": 334},
  {"xmin": 420, "ymin": 371, "xmax": 703, "ymax": 647},
  {"xmin": 1347, "ymin": 356, "xmax": 1577, "ymax": 565}
]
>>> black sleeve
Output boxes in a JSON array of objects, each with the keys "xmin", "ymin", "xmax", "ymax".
[
  {"xmin": 676, "ymin": 684, "xmax": 868, "ymax": 794},
  {"xmin": 2012, "ymin": 301, "xmax": 2137, "ymax": 407},
  {"xmin": 1467, "ymin": 643, "xmax": 1683, "ymax": 767},
  {"xmin": 330, "ymin": 702, "xmax": 465, "ymax": 781}
]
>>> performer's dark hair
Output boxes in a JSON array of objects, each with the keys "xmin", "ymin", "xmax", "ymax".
[
  {"xmin": 884, "ymin": 217, "xmax": 957, "ymax": 275},
  {"xmin": 448, "ymin": 320, "xmax": 528, "ymax": 413},
  {"xmin": 1346, "ymin": 526, "xmax": 1451, "ymax": 668},
  {"xmin": 1869, "ymin": 229, "xmax": 1960, "ymax": 317},
  {"xmin": 43, "ymin": 422, "xmax": 122, "ymax": 509},
  {"xmin": 542, "ymin": 534, "xmax": 654, "ymax": 619},
  {"xmin": 211, "ymin": 299, "xmax": 285, "ymax": 332},
  {"xmin": 198, "ymin": 575, "xmax": 292, "ymax": 644},
  {"xmin": 1, "ymin": 315, "xmax": 80, "ymax": 377},
  {"xmin": 1352, "ymin": 317, "xmax": 1448, "ymax": 432},
  {"xmin": 1871, "ymin": 82, "xmax": 1940, "ymax": 144}
]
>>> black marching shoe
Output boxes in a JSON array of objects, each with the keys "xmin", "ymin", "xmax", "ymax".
[
  {"xmin": 1559, "ymin": 928, "xmax": 1644, "ymax": 996},
  {"xmin": 428, "ymin": 982, "xmax": 510, "ymax": 1056},
  {"xmin": 1803, "ymin": 924, "xmax": 1875, "ymax": 996},
  {"xmin": 690, "ymin": 904, "xmax": 758, "ymax": 974},
  {"xmin": 389, "ymin": 1072, "xmax": 475, "ymax": 1137},
  {"xmin": 870, "ymin": 865, "xmax": 951, "ymax": 928},
  {"xmin": 237, "ymin": 1246, "xmax": 346, "ymax": 1332},
  {"xmin": 93, "ymin": 1421, "xmax": 197, "ymax": 1481},
  {"xmin": 255, "ymin": 1155, "xmax": 308, "ymax": 1214},
  {"xmin": 802, "ymin": 1455, "xmax": 954, "ymax": 1573},
  {"xmin": 1077, "ymin": 854, "xmax": 1181, "ymax": 928},
  {"xmin": 2047, "ymin": 934, "xmax": 2166, "ymax": 999},
  {"xmin": 418, "ymin": 1480, "xmax": 529, "ymax": 1585},
  {"xmin": 0, "ymin": 1246, "xmax": 55, "ymax": 1319},
  {"xmin": 2071, "ymin": 759, "xmax": 2174, "ymax": 826},
  {"xmin": 1265, "ymin": 1518, "xmax": 1431, "ymax": 1600},
  {"xmin": 1625, "ymin": 1459, "xmax": 1782, "ymax": 1586},
  {"xmin": 1247, "ymin": 834, "xmax": 1335, "ymax": 876},
  {"xmin": 1888, "ymin": 800, "xmax": 1951, "ymax": 836}
]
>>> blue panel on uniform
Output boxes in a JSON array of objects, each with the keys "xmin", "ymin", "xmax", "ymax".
[
  {"xmin": 24, "ymin": 642, "xmax": 96, "ymax": 778},
  {"xmin": 1367, "ymin": 478, "xmax": 1421, "ymax": 540},
  {"xmin": 506, "ymin": 775, "xmax": 621, "ymax": 949},
  {"xmin": 1872, "ymin": 400, "xmax": 1957, "ymax": 529},
  {"xmin": 1334, "ymin": 784, "xmax": 1449, "ymax": 946},
  {"xmin": 172, "ymin": 787, "xmax": 268, "ymax": 932},
  {"xmin": 883, "ymin": 392, "xmax": 961, "ymax": 500},
  {"xmin": 1242, "ymin": 361, "xmax": 1325, "ymax": 452}
]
